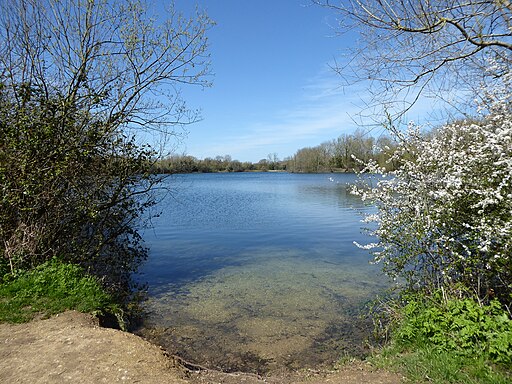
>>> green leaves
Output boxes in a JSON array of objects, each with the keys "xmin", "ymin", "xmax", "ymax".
[
  {"xmin": 395, "ymin": 295, "xmax": 512, "ymax": 366},
  {"xmin": 0, "ymin": 81, "xmax": 157, "ymax": 301}
]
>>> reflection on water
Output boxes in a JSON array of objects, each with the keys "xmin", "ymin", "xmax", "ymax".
[{"xmin": 137, "ymin": 173, "xmax": 387, "ymax": 373}]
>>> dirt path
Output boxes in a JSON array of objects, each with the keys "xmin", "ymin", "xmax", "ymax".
[{"xmin": 0, "ymin": 311, "xmax": 403, "ymax": 384}]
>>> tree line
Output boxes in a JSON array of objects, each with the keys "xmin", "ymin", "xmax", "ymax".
[
  {"xmin": 286, "ymin": 129, "xmax": 398, "ymax": 173},
  {"xmin": 153, "ymin": 129, "xmax": 398, "ymax": 174},
  {"xmin": 151, "ymin": 154, "xmax": 285, "ymax": 173}
]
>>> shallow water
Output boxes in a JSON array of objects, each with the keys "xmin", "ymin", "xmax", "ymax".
[{"xmin": 137, "ymin": 173, "xmax": 388, "ymax": 373}]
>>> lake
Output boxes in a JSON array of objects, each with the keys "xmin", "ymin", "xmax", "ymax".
[{"xmin": 136, "ymin": 172, "xmax": 388, "ymax": 373}]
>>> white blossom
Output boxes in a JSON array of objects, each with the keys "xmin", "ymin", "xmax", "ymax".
[{"xmin": 352, "ymin": 66, "xmax": 512, "ymax": 297}]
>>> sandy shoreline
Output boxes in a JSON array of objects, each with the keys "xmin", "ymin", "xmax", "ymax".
[{"xmin": 0, "ymin": 311, "xmax": 403, "ymax": 383}]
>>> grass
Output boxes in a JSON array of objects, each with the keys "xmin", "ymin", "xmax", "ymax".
[
  {"xmin": 372, "ymin": 343, "xmax": 511, "ymax": 384},
  {"xmin": 0, "ymin": 258, "xmax": 120, "ymax": 324}
]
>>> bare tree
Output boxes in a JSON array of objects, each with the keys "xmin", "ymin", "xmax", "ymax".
[
  {"xmin": 315, "ymin": 0, "xmax": 512, "ymax": 120},
  {"xmin": 0, "ymin": 0, "xmax": 213, "ymax": 139}
]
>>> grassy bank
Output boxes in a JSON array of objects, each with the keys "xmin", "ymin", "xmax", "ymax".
[{"xmin": 0, "ymin": 258, "xmax": 122, "ymax": 326}]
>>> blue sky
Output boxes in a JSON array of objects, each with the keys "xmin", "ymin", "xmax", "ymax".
[{"xmin": 165, "ymin": 0, "xmax": 368, "ymax": 163}]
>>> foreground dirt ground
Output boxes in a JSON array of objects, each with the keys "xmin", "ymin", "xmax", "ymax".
[{"xmin": 0, "ymin": 311, "xmax": 403, "ymax": 384}]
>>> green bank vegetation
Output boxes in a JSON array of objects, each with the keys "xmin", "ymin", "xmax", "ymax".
[
  {"xmin": 368, "ymin": 292, "xmax": 512, "ymax": 383},
  {"xmin": 0, "ymin": 0, "xmax": 212, "ymax": 324},
  {"xmin": 0, "ymin": 258, "xmax": 121, "ymax": 325}
]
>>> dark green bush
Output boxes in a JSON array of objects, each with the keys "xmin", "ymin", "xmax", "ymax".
[{"xmin": 0, "ymin": 0, "xmax": 212, "ymax": 305}]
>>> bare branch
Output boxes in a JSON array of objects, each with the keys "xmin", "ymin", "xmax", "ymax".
[
  {"xmin": 315, "ymin": 0, "xmax": 512, "ymax": 121},
  {"xmin": 0, "ymin": 0, "xmax": 214, "ymax": 143}
]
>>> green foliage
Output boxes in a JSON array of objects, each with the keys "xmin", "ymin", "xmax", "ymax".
[
  {"xmin": 371, "ymin": 293, "xmax": 512, "ymax": 383},
  {"xmin": 0, "ymin": 0, "xmax": 213, "ymax": 304},
  {"xmin": 375, "ymin": 345, "xmax": 511, "ymax": 384},
  {"xmin": 0, "ymin": 259, "xmax": 119, "ymax": 324},
  {"xmin": 395, "ymin": 296, "xmax": 512, "ymax": 365},
  {"xmin": 0, "ymin": 87, "xmax": 154, "ymax": 297}
]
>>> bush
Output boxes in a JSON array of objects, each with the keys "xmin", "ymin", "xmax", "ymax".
[
  {"xmin": 371, "ymin": 293, "xmax": 512, "ymax": 383},
  {"xmin": 0, "ymin": 0, "xmax": 212, "ymax": 302},
  {"xmin": 353, "ymin": 75, "xmax": 512, "ymax": 303},
  {"xmin": 0, "ymin": 88, "xmax": 155, "ymax": 297}
]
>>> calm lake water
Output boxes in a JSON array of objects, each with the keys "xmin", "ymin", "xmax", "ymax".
[{"xmin": 137, "ymin": 172, "xmax": 388, "ymax": 373}]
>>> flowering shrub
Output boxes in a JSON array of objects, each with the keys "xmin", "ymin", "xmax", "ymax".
[{"xmin": 353, "ymin": 81, "xmax": 512, "ymax": 302}]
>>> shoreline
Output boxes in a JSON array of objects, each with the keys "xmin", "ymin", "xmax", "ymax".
[{"xmin": 0, "ymin": 311, "xmax": 404, "ymax": 384}]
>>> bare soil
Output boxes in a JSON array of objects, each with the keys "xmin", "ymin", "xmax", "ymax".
[{"xmin": 0, "ymin": 311, "xmax": 404, "ymax": 384}]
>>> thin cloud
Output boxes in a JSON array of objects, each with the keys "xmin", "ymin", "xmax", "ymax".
[
  {"xmin": 187, "ymin": 65, "xmax": 456, "ymax": 162},
  {"xmin": 210, "ymin": 71, "xmax": 367, "ymax": 154}
]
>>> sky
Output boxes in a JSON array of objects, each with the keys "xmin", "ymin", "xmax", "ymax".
[{"xmin": 156, "ymin": 0, "xmax": 367, "ymax": 163}]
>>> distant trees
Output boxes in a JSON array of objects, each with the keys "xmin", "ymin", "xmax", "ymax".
[
  {"xmin": 153, "ymin": 155, "xmax": 200, "ymax": 173},
  {"xmin": 0, "ymin": 0, "xmax": 213, "ymax": 297},
  {"xmin": 152, "ymin": 154, "xmax": 288, "ymax": 173},
  {"xmin": 327, "ymin": 130, "xmax": 376, "ymax": 169},
  {"xmin": 154, "ymin": 132, "xmax": 397, "ymax": 174},
  {"xmin": 287, "ymin": 130, "xmax": 397, "ymax": 173},
  {"xmin": 287, "ymin": 146, "xmax": 329, "ymax": 173}
]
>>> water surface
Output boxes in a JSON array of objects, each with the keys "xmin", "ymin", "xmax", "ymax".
[{"xmin": 137, "ymin": 172, "xmax": 387, "ymax": 373}]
